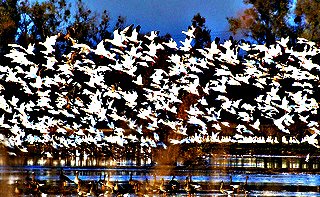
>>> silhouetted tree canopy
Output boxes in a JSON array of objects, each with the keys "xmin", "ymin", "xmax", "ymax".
[
  {"xmin": 295, "ymin": 0, "xmax": 320, "ymax": 43},
  {"xmin": 227, "ymin": 0, "xmax": 320, "ymax": 45},
  {"xmin": 0, "ymin": 0, "xmax": 125, "ymax": 54},
  {"xmin": 191, "ymin": 13, "xmax": 211, "ymax": 49},
  {"xmin": 227, "ymin": 0, "xmax": 293, "ymax": 46},
  {"xmin": 0, "ymin": 0, "xmax": 19, "ymax": 50}
]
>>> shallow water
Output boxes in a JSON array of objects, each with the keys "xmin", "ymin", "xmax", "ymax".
[{"xmin": 1, "ymin": 155, "xmax": 320, "ymax": 196}]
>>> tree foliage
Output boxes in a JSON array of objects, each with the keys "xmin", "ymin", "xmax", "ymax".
[
  {"xmin": 295, "ymin": 0, "xmax": 320, "ymax": 43},
  {"xmin": 17, "ymin": 0, "xmax": 72, "ymax": 47},
  {"xmin": 190, "ymin": 13, "xmax": 211, "ymax": 49},
  {"xmin": 227, "ymin": 0, "xmax": 302, "ymax": 45},
  {"xmin": 0, "ymin": 0, "xmax": 19, "ymax": 50},
  {"xmin": 0, "ymin": 0, "xmax": 125, "ymax": 52}
]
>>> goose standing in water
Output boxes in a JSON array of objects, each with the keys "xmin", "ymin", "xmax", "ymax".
[
  {"xmin": 128, "ymin": 172, "xmax": 142, "ymax": 193},
  {"xmin": 89, "ymin": 181, "xmax": 99, "ymax": 197},
  {"xmin": 74, "ymin": 171, "xmax": 81, "ymax": 185},
  {"xmin": 24, "ymin": 170, "xmax": 32, "ymax": 184},
  {"xmin": 59, "ymin": 169, "xmax": 74, "ymax": 195},
  {"xmin": 159, "ymin": 178, "xmax": 169, "ymax": 196},
  {"xmin": 102, "ymin": 180, "xmax": 124, "ymax": 196},
  {"xmin": 168, "ymin": 175, "xmax": 180, "ymax": 193},
  {"xmin": 75, "ymin": 171, "xmax": 95, "ymax": 196},
  {"xmin": 239, "ymin": 175, "xmax": 250, "ymax": 195},
  {"xmin": 188, "ymin": 175, "xmax": 201, "ymax": 190},
  {"xmin": 14, "ymin": 180, "xmax": 25, "ymax": 195},
  {"xmin": 128, "ymin": 172, "xmax": 135, "ymax": 186},
  {"xmin": 25, "ymin": 172, "xmax": 41, "ymax": 195},
  {"xmin": 59, "ymin": 169, "xmax": 74, "ymax": 187},
  {"xmin": 112, "ymin": 180, "xmax": 122, "ymax": 195},
  {"xmin": 97, "ymin": 172, "xmax": 106, "ymax": 192},
  {"xmin": 152, "ymin": 174, "xmax": 158, "ymax": 191},
  {"xmin": 184, "ymin": 176, "xmax": 196, "ymax": 196},
  {"xmin": 77, "ymin": 181, "xmax": 93, "ymax": 196},
  {"xmin": 220, "ymin": 181, "xmax": 234, "ymax": 196},
  {"xmin": 104, "ymin": 172, "xmax": 114, "ymax": 192},
  {"xmin": 101, "ymin": 179, "xmax": 119, "ymax": 196},
  {"xmin": 143, "ymin": 178, "xmax": 153, "ymax": 194}
]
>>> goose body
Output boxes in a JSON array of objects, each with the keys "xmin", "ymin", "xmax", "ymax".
[
  {"xmin": 74, "ymin": 171, "xmax": 81, "ymax": 185},
  {"xmin": 59, "ymin": 170, "xmax": 74, "ymax": 187},
  {"xmin": 89, "ymin": 181, "xmax": 98, "ymax": 197},
  {"xmin": 220, "ymin": 181, "xmax": 234, "ymax": 195},
  {"xmin": 14, "ymin": 181, "xmax": 24, "ymax": 195},
  {"xmin": 128, "ymin": 172, "xmax": 141, "ymax": 193},
  {"xmin": 77, "ymin": 181, "xmax": 92, "ymax": 196},
  {"xmin": 104, "ymin": 173, "xmax": 114, "ymax": 191},
  {"xmin": 27, "ymin": 172, "xmax": 41, "ymax": 195},
  {"xmin": 159, "ymin": 178, "xmax": 169, "ymax": 194},
  {"xmin": 190, "ymin": 175, "xmax": 201, "ymax": 190},
  {"xmin": 24, "ymin": 171, "xmax": 32, "ymax": 184},
  {"xmin": 240, "ymin": 175, "xmax": 250, "ymax": 194},
  {"xmin": 151, "ymin": 174, "xmax": 159, "ymax": 192},
  {"xmin": 143, "ymin": 178, "xmax": 153, "ymax": 194},
  {"xmin": 184, "ymin": 176, "xmax": 196, "ymax": 195},
  {"xmin": 108, "ymin": 180, "xmax": 123, "ymax": 196},
  {"xmin": 168, "ymin": 175, "xmax": 180, "ymax": 192},
  {"xmin": 97, "ymin": 172, "xmax": 105, "ymax": 191}
]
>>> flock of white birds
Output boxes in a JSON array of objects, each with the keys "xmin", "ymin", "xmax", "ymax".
[{"xmin": 1, "ymin": 25, "xmax": 320, "ymax": 155}]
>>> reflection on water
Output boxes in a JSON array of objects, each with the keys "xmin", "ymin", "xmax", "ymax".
[
  {"xmin": 5, "ymin": 154, "xmax": 318, "ymax": 170},
  {"xmin": 209, "ymin": 154, "xmax": 319, "ymax": 171},
  {"xmin": 1, "ymin": 155, "xmax": 320, "ymax": 196},
  {"xmin": 12, "ymin": 156, "xmax": 148, "ymax": 167}
]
